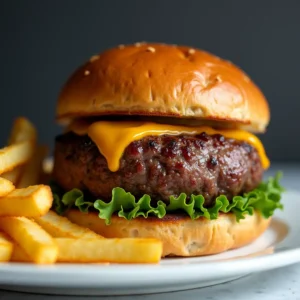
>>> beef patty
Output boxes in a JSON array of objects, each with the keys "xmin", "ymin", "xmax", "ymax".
[{"xmin": 52, "ymin": 131, "xmax": 263, "ymax": 206}]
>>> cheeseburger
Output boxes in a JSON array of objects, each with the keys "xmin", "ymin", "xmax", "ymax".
[{"xmin": 52, "ymin": 43, "xmax": 283, "ymax": 257}]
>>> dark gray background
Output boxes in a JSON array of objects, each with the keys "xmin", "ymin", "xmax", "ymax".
[{"xmin": 0, "ymin": 0, "xmax": 298, "ymax": 161}]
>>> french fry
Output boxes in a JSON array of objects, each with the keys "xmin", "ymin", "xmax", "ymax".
[
  {"xmin": 0, "ymin": 185, "xmax": 53, "ymax": 217},
  {"xmin": 10, "ymin": 243, "xmax": 31, "ymax": 262},
  {"xmin": 7, "ymin": 117, "xmax": 37, "ymax": 145},
  {"xmin": 55, "ymin": 238, "xmax": 163, "ymax": 263},
  {"xmin": 34, "ymin": 211, "xmax": 104, "ymax": 239},
  {"xmin": 0, "ymin": 141, "xmax": 35, "ymax": 175},
  {"xmin": 0, "ymin": 177, "xmax": 15, "ymax": 196},
  {"xmin": 0, "ymin": 217, "xmax": 58, "ymax": 264},
  {"xmin": 0, "ymin": 232, "xmax": 13, "ymax": 262},
  {"xmin": 2, "ymin": 168, "xmax": 21, "ymax": 185},
  {"xmin": 17, "ymin": 146, "xmax": 48, "ymax": 188},
  {"xmin": 2, "ymin": 117, "xmax": 37, "ymax": 184}
]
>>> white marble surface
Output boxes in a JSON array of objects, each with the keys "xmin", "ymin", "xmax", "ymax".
[{"xmin": 0, "ymin": 163, "xmax": 299, "ymax": 300}]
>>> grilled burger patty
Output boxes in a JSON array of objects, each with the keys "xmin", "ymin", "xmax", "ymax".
[{"xmin": 52, "ymin": 131, "xmax": 263, "ymax": 206}]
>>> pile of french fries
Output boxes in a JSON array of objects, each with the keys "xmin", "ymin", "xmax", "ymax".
[{"xmin": 0, "ymin": 118, "xmax": 162, "ymax": 264}]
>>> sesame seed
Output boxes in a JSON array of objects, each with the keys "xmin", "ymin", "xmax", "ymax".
[
  {"xmin": 216, "ymin": 75, "xmax": 222, "ymax": 82},
  {"xmin": 118, "ymin": 44, "xmax": 125, "ymax": 49},
  {"xmin": 135, "ymin": 42, "xmax": 145, "ymax": 47},
  {"xmin": 188, "ymin": 48, "xmax": 195, "ymax": 54},
  {"xmin": 146, "ymin": 47, "xmax": 155, "ymax": 53},
  {"xmin": 244, "ymin": 75, "xmax": 250, "ymax": 82},
  {"xmin": 84, "ymin": 70, "xmax": 90, "ymax": 76},
  {"xmin": 89, "ymin": 55, "xmax": 99, "ymax": 62}
]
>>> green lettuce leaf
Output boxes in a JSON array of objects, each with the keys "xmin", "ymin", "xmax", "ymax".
[{"xmin": 51, "ymin": 173, "xmax": 284, "ymax": 225}]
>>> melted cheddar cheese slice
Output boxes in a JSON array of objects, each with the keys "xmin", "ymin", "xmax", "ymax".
[{"xmin": 68, "ymin": 120, "xmax": 270, "ymax": 172}]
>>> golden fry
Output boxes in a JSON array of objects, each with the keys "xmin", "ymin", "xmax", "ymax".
[
  {"xmin": 0, "ymin": 177, "xmax": 15, "ymax": 196},
  {"xmin": 0, "ymin": 141, "xmax": 35, "ymax": 175},
  {"xmin": 55, "ymin": 238, "xmax": 163, "ymax": 263},
  {"xmin": 0, "ymin": 217, "xmax": 58, "ymax": 264},
  {"xmin": 0, "ymin": 185, "xmax": 53, "ymax": 217},
  {"xmin": 2, "ymin": 168, "xmax": 22, "ymax": 186},
  {"xmin": 0, "ymin": 232, "xmax": 13, "ymax": 262},
  {"xmin": 7, "ymin": 117, "xmax": 37, "ymax": 145},
  {"xmin": 17, "ymin": 146, "xmax": 48, "ymax": 188},
  {"xmin": 34, "ymin": 211, "xmax": 104, "ymax": 239},
  {"xmin": 2, "ymin": 117, "xmax": 37, "ymax": 183},
  {"xmin": 10, "ymin": 243, "xmax": 31, "ymax": 262}
]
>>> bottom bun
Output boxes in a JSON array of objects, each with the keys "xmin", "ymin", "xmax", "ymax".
[{"xmin": 65, "ymin": 210, "xmax": 271, "ymax": 257}]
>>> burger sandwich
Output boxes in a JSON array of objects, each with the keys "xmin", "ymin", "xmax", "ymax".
[{"xmin": 51, "ymin": 43, "xmax": 284, "ymax": 257}]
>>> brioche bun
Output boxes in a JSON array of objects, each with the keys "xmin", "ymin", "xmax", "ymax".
[
  {"xmin": 54, "ymin": 43, "xmax": 273, "ymax": 258},
  {"xmin": 65, "ymin": 210, "xmax": 271, "ymax": 257},
  {"xmin": 56, "ymin": 43, "xmax": 269, "ymax": 133}
]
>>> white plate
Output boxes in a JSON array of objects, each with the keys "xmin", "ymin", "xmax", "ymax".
[{"xmin": 0, "ymin": 190, "xmax": 299, "ymax": 296}]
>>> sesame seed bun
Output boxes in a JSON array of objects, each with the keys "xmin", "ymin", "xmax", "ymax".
[
  {"xmin": 56, "ymin": 43, "xmax": 270, "ymax": 133},
  {"xmin": 65, "ymin": 210, "xmax": 271, "ymax": 257}
]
